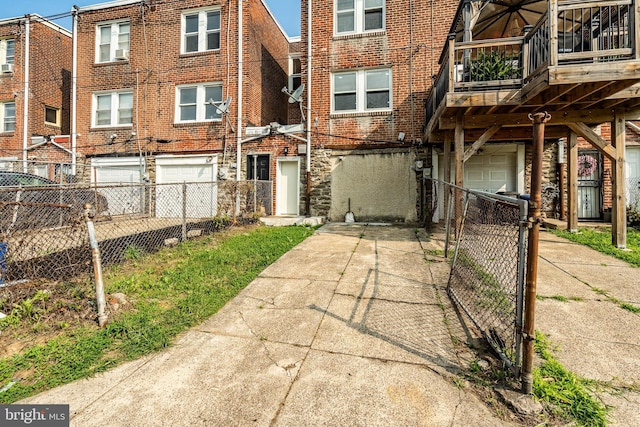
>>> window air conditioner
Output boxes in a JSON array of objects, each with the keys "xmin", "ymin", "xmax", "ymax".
[
  {"xmin": 1, "ymin": 63, "xmax": 14, "ymax": 74},
  {"xmin": 114, "ymin": 49, "xmax": 129, "ymax": 60}
]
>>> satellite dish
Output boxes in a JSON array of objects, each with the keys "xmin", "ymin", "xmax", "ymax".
[
  {"xmin": 288, "ymin": 84, "xmax": 305, "ymax": 104},
  {"xmin": 216, "ymin": 96, "xmax": 232, "ymax": 115}
]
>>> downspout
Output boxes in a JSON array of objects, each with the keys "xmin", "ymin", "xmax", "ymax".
[
  {"xmin": 305, "ymin": 0, "xmax": 312, "ymax": 216},
  {"xmin": 71, "ymin": 7, "xmax": 79, "ymax": 175},
  {"xmin": 22, "ymin": 16, "xmax": 30, "ymax": 173},
  {"xmin": 236, "ymin": 0, "xmax": 243, "ymax": 215}
]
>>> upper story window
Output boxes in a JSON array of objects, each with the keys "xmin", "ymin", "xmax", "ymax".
[
  {"xmin": 175, "ymin": 83, "xmax": 222, "ymax": 123},
  {"xmin": 1, "ymin": 102, "xmax": 15, "ymax": 132},
  {"xmin": 93, "ymin": 90, "xmax": 133, "ymax": 127},
  {"xmin": 335, "ymin": 0, "xmax": 385, "ymax": 35},
  {"xmin": 332, "ymin": 68, "xmax": 391, "ymax": 113},
  {"xmin": 182, "ymin": 8, "xmax": 221, "ymax": 54},
  {"xmin": 0, "ymin": 39, "xmax": 14, "ymax": 65},
  {"xmin": 289, "ymin": 55, "xmax": 302, "ymax": 91},
  {"xmin": 45, "ymin": 106, "xmax": 60, "ymax": 127},
  {"xmin": 96, "ymin": 21, "xmax": 130, "ymax": 63}
]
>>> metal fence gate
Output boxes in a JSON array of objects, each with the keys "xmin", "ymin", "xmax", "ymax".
[{"xmin": 427, "ymin": 178, "xmax": 528, "ymax": 374}]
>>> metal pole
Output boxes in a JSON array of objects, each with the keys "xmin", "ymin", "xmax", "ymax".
[
  {"xmin": 182, "ymin": 182, "xmax": 187, "ymax": 242},
  {"xmin": 84, "ymin": 204, "xmax": 108, "ymax": 327},
  {"xmin": 522, "ymin": 111, "xmax": 550, "ymax": 394}
]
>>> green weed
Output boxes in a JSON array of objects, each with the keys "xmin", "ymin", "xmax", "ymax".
[
  {"xmin": 0, "ymin": 225, "xmax": 315, "ymax": 403},
  {"xmin": 533, "ymin": 332, "xmax": 608, "ymax": 426}
]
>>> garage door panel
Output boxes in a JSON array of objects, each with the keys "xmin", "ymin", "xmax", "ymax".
[
  {"xmin": 155, "ymin": 156, "xmax": 217, "ymax": 219},
  {"xmin": 94, "ymin": 166, "xmax": 143, "ymax": 215}
]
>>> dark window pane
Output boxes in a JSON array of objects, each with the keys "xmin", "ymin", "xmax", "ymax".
[
  {"xmin": 185, "ymin": 35, "xmax": 198, "ymax": 52},
  {"xmin": 366, "ymin": 91, "xmax": 389, "ymax": 109},
  {"xmin": 45, "ymin": 107, "xmax": 58, "ymax": 124},
  {"xmin": 335, "ymin": 93, "xmax": 356, "ymax": 111},
  {"xmin": 185, "ymin": 14, "xmax": 198, "ymax": 33},
  {"xmin": 207, "ymin": 33, "xmax": 220, "ymax": 50},
  {"xmin": 207, "ymin": 11, "xmax": 220, "ymax": 30},
  {"xmin": 364, "ymin": 9, "xmax": 383, "ymax": 31}
]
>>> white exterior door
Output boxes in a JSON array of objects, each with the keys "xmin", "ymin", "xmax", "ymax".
[
  {"xmin": 155, "ymin": 155, "xmax": 217, "ymax": 219},
  {"xmin": 91, "ymin": 157, "xmax": 144, "ymax": 215},
  {"xmin": 276, "ymin": 159, "xmax": 299, "ymax": 216},
  {"xmin": 627, "ymin": 146, "xmax": 640, "ymax": 208}
]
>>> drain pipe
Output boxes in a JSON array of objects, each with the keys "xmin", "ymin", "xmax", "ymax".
[
  {"xmin": 71, "ymin": 7, "xmax": 78, "ymax": 175},
  {"xmin": 236, "ymin": 0, "xmax": 243, "ymax": 216},
  {"xmin": 522, "ymin": 111, "xmax": 551, "ymax": 394},
  {"xmin": 305, "ymin": 0, "xmax": 312, "ymax": 216},
  {"xmin": 22, "ymin": 16, "xmax": 30, "ymax": 173}
]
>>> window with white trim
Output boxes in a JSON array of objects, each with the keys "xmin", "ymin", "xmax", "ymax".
[
  {"xmin": 93, "ymin": 91, "xmax": 133, "ymax": 127},
  {"xmin": 182, "ymin": 8, "xmax": 221, "ymax": 54},
  {"xmin": 288, "ymin": 55, "xmax": 302, "ymax": 91},
  {"xmin": 45, "ymin": 106, "xmax": 60, "ymax": 126},
  {"xmin": 332, "ymin": 68, "xmax": 391, "ymax": 113},
  {"xmin": 176, "ymin": 83, "xmax": 222, "ymax": 123},
  {"xmin": 96, "ymin": 21, "xmax": 130, "ymax": 63},
  {"xmin": 1, "ymin": 102, "xmax": 15, "ymax": 132},
  {"xmin": 335, "ymin": 0, "xmax": 384, "ymax": 35},
  {"xmin": 0, "ymin": 39, "xmax": 14, "ymax": 65}
]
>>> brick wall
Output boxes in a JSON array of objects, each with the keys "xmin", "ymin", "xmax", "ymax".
[
  {"xmin": 0, "ymin": 19, "xmax": 71, "ymax": 162},
  {"xmin": 75, "ymin": 0, "xmax": 288, "ymax": 181},
  {"xmin": 298, "ymin": 0, "xmax": 457, "ymax": 218}
]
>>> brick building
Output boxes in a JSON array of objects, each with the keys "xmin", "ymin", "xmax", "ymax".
[
  {"xmin": 0, "ymin": 15, "xmax": 72, "ymax": 179},
  {"xmin": 73, "ymin": 0, "xmax": 292, "ymax": 214},
  {"xmin": 297, "ymin": 0, "xmax": 457, "ymax": 222}
]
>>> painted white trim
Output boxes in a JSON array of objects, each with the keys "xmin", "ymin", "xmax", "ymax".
[
  {"xmin": 77, "ymin": 0, "xmax": 142, "ymax": 13},
  {"xmin": 91, "ymin": 156, "xmax": 143, "ymax": 168},
  {"xmin": 517, "ymin": 143, "xmax": 525, "ymax": 194},
  {"xmin": 0, "ymin": 15, "xmax": 71, "ymax": 38}
]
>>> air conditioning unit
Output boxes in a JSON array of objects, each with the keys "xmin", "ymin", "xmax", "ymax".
[
  {"xmin": 1, "ymin": 63, "xmax": 14, "ymax": 74},
  {"xmin": 114, "ymin": 49, "xmax": 129, "ymax": 60}
]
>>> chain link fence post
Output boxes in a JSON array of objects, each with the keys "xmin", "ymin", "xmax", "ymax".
[{"xmin": 84, "ymin": 204, "xmax": 108, "ymax": 328}]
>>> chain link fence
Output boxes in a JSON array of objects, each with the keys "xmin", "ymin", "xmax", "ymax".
[
  {"xmin": 0, "ymin": 180, "xmax": 272, "ymax": 285},
  {"xmin": 424, "ymin": 178, "xmax": 528, "ymax": 375}
]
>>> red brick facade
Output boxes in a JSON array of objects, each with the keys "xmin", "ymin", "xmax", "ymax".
[
  {"xmin": 0, "ymin": 17, "xmax": 72, "ymax": 163},
  {"xmin": 300, "ymin": 0, "xmax": 456, "ymax": 149},
  {"xmin": 75, "ymin": 0, "xmax": 290, "ymax": 163}
]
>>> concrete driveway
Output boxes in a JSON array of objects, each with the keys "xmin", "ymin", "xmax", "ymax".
[{"xmin": 21, "ymin": 223, "xmax": 517, "ymax": 426}]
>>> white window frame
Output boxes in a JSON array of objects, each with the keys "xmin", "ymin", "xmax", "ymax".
[
  {"xmin": 288, "ymin": 55, "xmax": 302, "ymax": 92},
  {"xmin": 181, "ymin": 7, "xmax": 221, "ymax": 54},
  {"xmin": 332, "ymin": 68, "xmax": 392, "ymax": 113},
  {"xmin": 335, "ymin": 0, "xmax": 385, "ymax": 35},
  {"xmin": 95, "ymin": 20, "xmax": 130, "ymax": 63},
  {"xmin": 92, "ymin": 90, "xmax": 134, "ymax": 128},
  {"xmin": 175, "ymin": 82, "xmax": 223, "ymax": 123},
  {"xmin": 1, "ymin": 102, "xmax": 16, "ymax": 133},
  {"xmin": 0, "ymin": 39, "xmax": 14, "ymax": 65}
]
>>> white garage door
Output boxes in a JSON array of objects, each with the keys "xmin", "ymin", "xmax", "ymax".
[
  {"xmin": 156, "ymin": 155, "xmax": 217, "ymax": 218},
  {"xmin": 91, "ymin": 157, "xmax": 144, "ymax": 215},
  {"xmin": 464, "ymin": 148, "xmax": 517, "ymax": 193},
  {"xmin": 627, "ymin": 146, "xmax": 640, "ymax": 208}
]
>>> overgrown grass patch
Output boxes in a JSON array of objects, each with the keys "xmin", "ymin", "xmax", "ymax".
[
  {"xmin": 0, "ymin": 224, "xmax": 316, "ymax": 403},
  {"xmin": 533, "ymin": 332, "xmax": 609, "ymax": 426},
  {"xmin": 551, "ymin": 228, "xmax": 640, "ymax": 267}
]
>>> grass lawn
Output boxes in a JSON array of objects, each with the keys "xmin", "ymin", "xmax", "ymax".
[
  {"xmin": 0, "ymin": 223, "xmax": 316, "ymax": 403},
  {"xmin": 551, "ymin": 227, "xmax": 640, "ymax": 267}
]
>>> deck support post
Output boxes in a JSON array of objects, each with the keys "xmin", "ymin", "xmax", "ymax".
[
  {"xmin": 567, "ymin": 130, "xmax": 579, "ymax": 232},
  {"xmin": 455, "ymin": 113, "xmax": 464, "ymax": 234},
  {"xmin": 612, "ymin": 111, "xmax": 627, "ymax": 248}
]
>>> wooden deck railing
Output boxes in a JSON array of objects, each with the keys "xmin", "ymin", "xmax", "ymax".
[{"xmin": 425, "ymin": 0, "xmax": 639, "ymax": 126}]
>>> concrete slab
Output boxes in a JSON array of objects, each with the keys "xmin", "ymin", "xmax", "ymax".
[
  {"xmin": 536, "ymin": 299, "xmax": 640, "ymax": 382},
  {"xmin": 536, "ymin": 257, "xmax": 598, "ymax": 301},
  {"xmin": 312, "ymin": 293, "xmax": 460, "ymax": 373},
  {"xmin": 27, "ymin": 332, "xmax": 309, "ymax": 426},
  {"xmin": 275, "ymin": 350, "xmax": 517, "ymax": 427},
  {"xmin": 258, "ymin": 249, "xmax": 351, "ymax": 281},
  {"xmin": 601, "ymin": 389, "xmax": 640, "ymax": 427}
]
